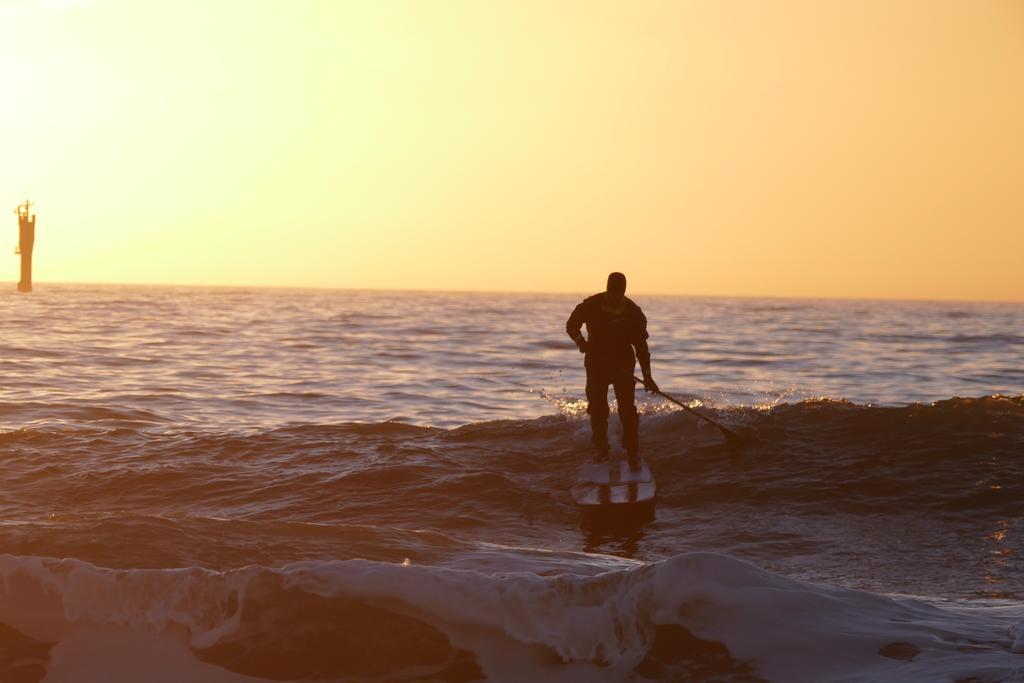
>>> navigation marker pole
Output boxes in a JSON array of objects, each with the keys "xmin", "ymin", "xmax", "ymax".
[{"xmin": 14, "ymin": 199, "xmax": 35, "ymax": 293}]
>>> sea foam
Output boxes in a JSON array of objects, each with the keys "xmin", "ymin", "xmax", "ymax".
[{"xmin": 2, "ymin": 552, "xmax": 1022, "ymax": 682}]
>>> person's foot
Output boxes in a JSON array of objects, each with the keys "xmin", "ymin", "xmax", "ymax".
[{"xmin": 593, "ymin": 443, "xmax": 610, "ymax": 463}]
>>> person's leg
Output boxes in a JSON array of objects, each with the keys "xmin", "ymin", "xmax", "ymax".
[
  {"xmin": 613, "ymin": 372, "xmax": 640, "ymax": 469},
  {"xmin": 585, "ymin": 366, "xmax": 611, "ymax": 461}
]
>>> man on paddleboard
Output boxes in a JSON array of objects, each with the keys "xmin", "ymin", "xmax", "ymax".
[{"xmin": 566, "ymin": 272, "xmax": 658, "ymax": 469}]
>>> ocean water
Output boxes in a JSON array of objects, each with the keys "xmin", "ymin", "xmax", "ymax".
[{"xmin": 0, "ymin": 284, "xmax": 1022, "ymax": 682}]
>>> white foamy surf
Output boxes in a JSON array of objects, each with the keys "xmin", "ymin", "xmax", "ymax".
[{"xmin": 2, "ymin": 552, "xmax": 1022, "ymax": 682}]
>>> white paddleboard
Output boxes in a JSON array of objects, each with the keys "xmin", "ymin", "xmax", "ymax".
[{"xmin": 571, "ymin": 460, "xmax": 655, "ymax": 508}]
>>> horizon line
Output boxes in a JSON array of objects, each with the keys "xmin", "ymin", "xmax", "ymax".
[{"xmin": 2, "ymin": 279, "xmax": 1022, "ymax": 306}]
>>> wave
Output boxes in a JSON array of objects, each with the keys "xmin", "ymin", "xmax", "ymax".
[
  {"xmin": 5, "ymin": 392, "xmax": 1020, "ymax": 430},
  {"xmin": 1, "ymin": 395, "xmax": 1021, "ymax": 609},
  {"xmin": 1, "ymin": 552, "xmax": 1022, "ymax": 682},
  {"xmin": 2, "ymin": 395, "xmax": 1022, "ymax": 520}
]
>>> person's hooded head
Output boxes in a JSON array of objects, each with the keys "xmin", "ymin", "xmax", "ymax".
[{"xmin": 605, "ymin": 272, "xmax": 627, "ymax": 307}]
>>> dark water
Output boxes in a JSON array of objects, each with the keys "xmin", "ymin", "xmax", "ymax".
[{"xmin": 0, "ymin": 285, "xmax": 1022, "ymax": 682}]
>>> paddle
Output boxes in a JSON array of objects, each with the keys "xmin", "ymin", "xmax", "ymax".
[{"xmin": 633, "ymin": 375, "xmax": 743, "ymax": 446}]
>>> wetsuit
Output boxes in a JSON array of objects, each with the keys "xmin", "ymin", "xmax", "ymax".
[{"xmin": 565, "ymin": 293, "xmax": 652, "ymax": 457}]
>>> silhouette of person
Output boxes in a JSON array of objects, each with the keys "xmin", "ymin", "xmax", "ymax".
[{"xmin": 566, "ymin": 272, "xmax": 658, "ymax": 469}]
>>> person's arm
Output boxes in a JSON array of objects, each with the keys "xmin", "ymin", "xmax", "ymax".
[
  {"xmin": 634, "ymin": 309, "xmax": 659, "ymax": 392},
  {"xmin": 566, "ymin": 300, "xmax": 588, "ymax": 353}
]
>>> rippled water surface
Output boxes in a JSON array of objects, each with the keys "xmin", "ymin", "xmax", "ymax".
[
  {"xmin": 1, "ymin": 285, "xmax": 1022, "ymax": 682},
  {"xmin": 2, "ymin": 285, "xmax": 1021, "ymax": 429}
]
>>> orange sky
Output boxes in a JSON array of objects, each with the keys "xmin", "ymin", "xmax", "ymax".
[{"xmin": 1, "ymin": 0, "xmax": 1022, "ymax": 300}]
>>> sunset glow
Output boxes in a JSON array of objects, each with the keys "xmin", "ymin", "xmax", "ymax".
[{"xmin": 2, "ymin": 0, "xmax": 1021, "ymax": 300}]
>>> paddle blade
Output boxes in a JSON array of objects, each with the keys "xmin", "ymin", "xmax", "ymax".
[{"xmin": 721, "ymin": 425, "xmax": 744, "ymax": 448}]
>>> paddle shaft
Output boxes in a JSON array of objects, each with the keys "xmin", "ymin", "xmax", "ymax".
[{"xmin": 632, "ymin": 375, "xmax": 739, "ymax": 440}]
